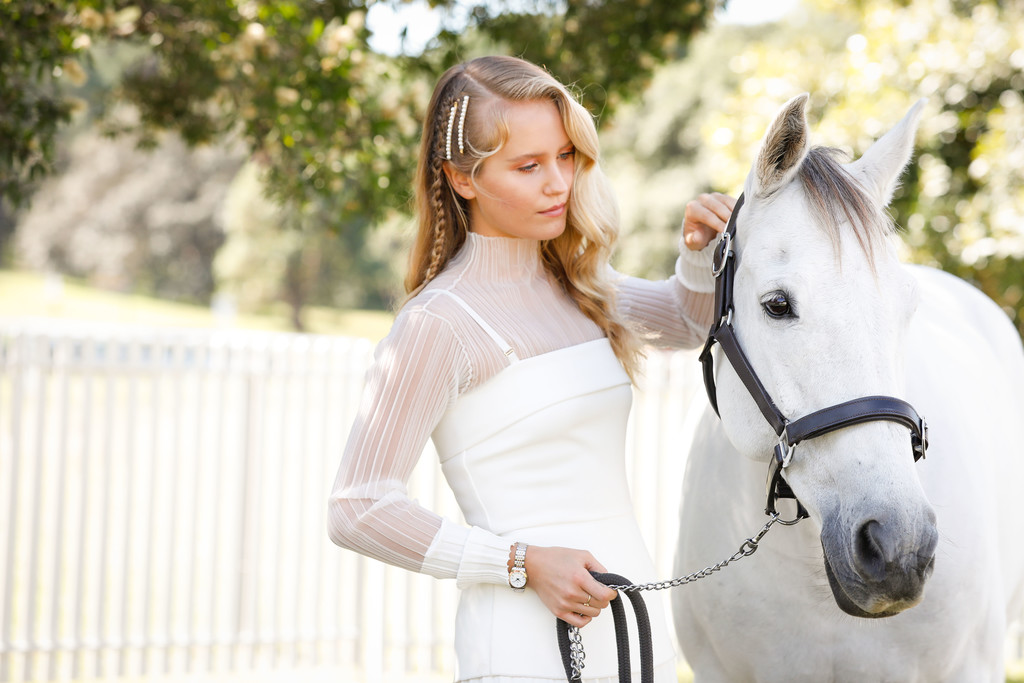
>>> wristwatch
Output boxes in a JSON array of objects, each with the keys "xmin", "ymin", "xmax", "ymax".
[{"xmin": 509, "ymin": 542, "xmax": 528, "ymax": 591}]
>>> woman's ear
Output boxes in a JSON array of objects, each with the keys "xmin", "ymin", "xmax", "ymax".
[{"xmin": 443, "ymin": 162, "xmax": 476, "ymax": 200}]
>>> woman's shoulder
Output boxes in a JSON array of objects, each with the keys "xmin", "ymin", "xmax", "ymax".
[
  {"xmin": 399, "ymin": 277, "xmax": 476, "ymax": 324},
  {"xmin": 385, "ymin": 283, "xmax": 480, "ymax": 353}
]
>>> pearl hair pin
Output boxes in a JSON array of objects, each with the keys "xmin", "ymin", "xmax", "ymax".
[
  {"xmin": 445, "ymin": 95, "xmax": 470, "ymax": 160},
  {"xmin": 457, "ymin": 95, "xmax": 469, "ymax": 155},
  {"xmin": 445, "ymin": 99, "xmax": 458, "ymax": 160}
]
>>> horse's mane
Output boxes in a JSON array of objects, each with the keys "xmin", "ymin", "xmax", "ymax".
[{"xmin": 798, "ymin": 146, "xmax": 896, "ymax": 262}]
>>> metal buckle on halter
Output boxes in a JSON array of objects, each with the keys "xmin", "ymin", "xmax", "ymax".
[
  {"xmin": 712, "ymin": 231, "xmax": 733, "ymax": 278},
  {"xmin": 913, "ymin": 416, "xmax": 929, "ymax": 461},
  {"xmin": 721, "ymin": 307, "xmax": 733, "ymax": 329},
  {"xmin": 773, "ymin": 426, "xmax": 795, "ymax": 469},
  {"xmin": 765, "ymin": 446, "xmax": 808, "ymax": 522}
]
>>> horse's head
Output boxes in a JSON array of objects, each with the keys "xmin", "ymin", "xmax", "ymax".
[{"xmin": 714, "ymin": 95, "xmax": 938, "ymax": 618}]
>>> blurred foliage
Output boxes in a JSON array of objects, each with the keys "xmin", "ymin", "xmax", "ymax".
[
  {"xmin": 14, "ymin": 127, "xmax": 243, "ymax": 299},
  {"xmin": 713, "ymin": 0, "xmax": 1024, "ymax": 337},
  {"xmin": 64, "ymin": 0, "xmax": 720, "ymax": 224},
  {"xmin": 75, "ymin": 1, "xmax": 426, "ymax": 239},
  {"xmin": 2, "ymin": 0, "xmax": 720, "ymax": 320},
  {"xmin": 602, "ymin": 23, "xmax": 761, "ymax": 279},
  {"xmin": 0, "ymin": 1, "xmax": 80, "ymax": 206},
  {"xmin": 607, "ymin": 0, "xmax": 1024, "ymax": 339},
  {"xmin": 9, "ymin": 0, "xmax": 1022, "ymax": 337},
  {"xmin": 214, "ymin": 161, "xmax": 407, "ymax": 326},
  {"xmin": 442, "ymin": 0, "xmax": 719, "ymax": 120}
]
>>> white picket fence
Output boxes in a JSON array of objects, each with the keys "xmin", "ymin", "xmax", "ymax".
[{"xmin": 0, "ymin": 322, "xmax": 709, "ymax": 682}]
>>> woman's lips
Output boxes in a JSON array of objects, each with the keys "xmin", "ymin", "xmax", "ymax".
[{"xmin": 539, "ymin": 203, "xmax": 566, "ymax": 217}]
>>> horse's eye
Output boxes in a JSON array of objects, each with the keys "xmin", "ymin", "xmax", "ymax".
[{"xmin": 762, "ymin": 291, "xmax": 792, "ymax": 319}]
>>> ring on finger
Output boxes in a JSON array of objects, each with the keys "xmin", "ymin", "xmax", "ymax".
[{"xmin": 584, "ymin": 594, "xmax": 592, "ymax": 608}]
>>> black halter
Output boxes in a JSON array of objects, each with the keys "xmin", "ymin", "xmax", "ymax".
[{"xmin": 697, "ymin": 194, "xmax": 928, "ymax": 519}]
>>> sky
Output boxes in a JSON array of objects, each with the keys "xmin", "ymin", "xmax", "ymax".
[{"xmin": 366, "ymin": 0, "xmax": 802, "ymax": 56}]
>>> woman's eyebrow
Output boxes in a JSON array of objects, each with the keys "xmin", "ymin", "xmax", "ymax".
[
  {"xmin": 505, "ymin": 152, "xmax": 543, "ymax": 163},
  {"xmin": 505, "ymin": 143, "xmax": 574, "ymax": 163}
]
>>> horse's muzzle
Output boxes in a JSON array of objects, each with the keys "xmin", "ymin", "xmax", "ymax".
[{"xmin": 821, "ymin": 509, "xmax": 938, "ymax": 618}]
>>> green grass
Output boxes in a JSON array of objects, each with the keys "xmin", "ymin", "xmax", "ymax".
[{"xmin": 0, "ymin": 269, "xmax": 395, "ymax": 342}]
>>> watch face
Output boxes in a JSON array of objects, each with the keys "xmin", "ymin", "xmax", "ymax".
[{"xmin": 510, "ymin": 570, "xmax": 527, "ymax": 588}]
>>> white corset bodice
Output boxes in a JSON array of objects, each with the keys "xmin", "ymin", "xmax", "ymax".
[
  {"xmin": 431, "ymin": 295, "xmax": 674, "ymax": 681},
  {"xmin": 434, "ymin": 338, "xmax": 635, "ymax": 534}
]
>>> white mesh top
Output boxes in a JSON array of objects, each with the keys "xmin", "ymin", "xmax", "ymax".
[{"xmin": 327, "ymin": 231, "xmax": 715, "ymax": 588}]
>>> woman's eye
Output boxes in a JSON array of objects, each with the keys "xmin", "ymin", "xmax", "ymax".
[
  {"xmin": 517, "ymin": 163, "xmax": 538, "ymax": 173},
  {"xmin": 558, "ymin": 149, "xmax": 575, "ymax": 160},
  {"xmin": 762, "ymin": 292, "xmax": 793, "ymax": 319}
]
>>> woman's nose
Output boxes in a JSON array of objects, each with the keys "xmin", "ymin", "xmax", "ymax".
[{"xmin": 545, "ymin": 167, "xmax": 569, "ymax": 194}]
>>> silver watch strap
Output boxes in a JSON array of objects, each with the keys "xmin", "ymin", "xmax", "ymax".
[{"xmin": 514, "ymin": 542, "xmax": 528, "ymax": 569}]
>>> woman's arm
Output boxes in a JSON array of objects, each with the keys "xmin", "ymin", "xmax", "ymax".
[
  {"xmin": 614, "ymin": 192, "xmax": 735, "ymax": 349},
  {"xmin": 327, "ymin": 307, "xmax": 512, "ymax": 587}
]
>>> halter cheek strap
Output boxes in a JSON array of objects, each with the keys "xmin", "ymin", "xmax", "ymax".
[
  {"xmin": 698, "ymin": 193, "xmax": 928, "ymax": 518},
  {"xmin": 700, "ymin": 194, "xmax": 789, "ymax": 433}
]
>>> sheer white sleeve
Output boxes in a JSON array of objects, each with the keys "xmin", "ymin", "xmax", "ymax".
[
  {"xmin": 614, "ymin": 241, "xmax": 717, "ymax": 349},
  {"xmin": 327, "ymin": 307, "xmax": 512, "ymax": 587}
]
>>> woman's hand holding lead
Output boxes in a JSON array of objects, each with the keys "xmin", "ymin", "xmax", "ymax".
[{"xmin": 524, "ymin": 545, "xmax": 618, "ymax": 628}]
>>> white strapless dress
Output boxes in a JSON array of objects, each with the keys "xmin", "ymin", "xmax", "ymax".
[{"xmin": 431, "ymin": 302, "xmax": 676, "ymax": 682}]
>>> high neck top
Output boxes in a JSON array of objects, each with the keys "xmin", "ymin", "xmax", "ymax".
[
  {"xmin": 408, "ymin": 230, "xmax": 602, "ymax": 385},
  {"xmin": 447, "ymin": 232, "xmax": 546, "ymax": 284}
]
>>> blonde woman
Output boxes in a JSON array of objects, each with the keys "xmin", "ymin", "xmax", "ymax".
[{"xmin": 328, "ymin": 55, "xmax": 734, "ymax": 681}]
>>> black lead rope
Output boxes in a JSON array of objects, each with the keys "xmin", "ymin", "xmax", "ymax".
[{"xmin": 557, "ymin": 572, "xmax": 653, "ymax": 683}]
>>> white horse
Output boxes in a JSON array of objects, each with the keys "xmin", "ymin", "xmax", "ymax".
[{"xmin": 673, "ymin": 95, "xmax": 1024, "ymax": 682}]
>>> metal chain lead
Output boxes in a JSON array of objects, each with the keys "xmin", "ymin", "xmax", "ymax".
[
  {"xmin": 567, "ymin": 624, "xmax": 585, "ymax": 680},
  {"xmin": 609, "ymin": 512, "xmax": 787, "ymax": 592},
  {"xmin": 564, "ymin": 512, "xmax": 794, "ymax": 679}
]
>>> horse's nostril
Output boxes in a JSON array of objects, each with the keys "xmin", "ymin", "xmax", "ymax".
[
  {"xmin": 855, "ymin": 519, "xmax": 890, "ymax": 582},
  {"xmin": 853, "ymin": 515, "xmax": 936, "ymax": 587}
]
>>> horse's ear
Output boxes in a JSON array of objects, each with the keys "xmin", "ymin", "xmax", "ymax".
[
  {"xmin": 750, "ymin": 93, "xmax": 811, "ymax": 198},
  {"xmin": 848, "ymin": 99, "xmax": 925, "ymax": 206}
]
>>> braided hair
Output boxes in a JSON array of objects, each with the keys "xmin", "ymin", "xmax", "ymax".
[{"xmin": 405, "ymin": 65, "xmax": 473, "ymax": 295}]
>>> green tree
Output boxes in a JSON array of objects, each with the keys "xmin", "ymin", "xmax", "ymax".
[
  {"xmin": 15, "ymin": 127, "xmax": 242, "ymax": 300},
  {"xmin": 214, "ymin": 160, "xmax": 407, "ymax": 328},
  {"xmin": 78, "ymin": 2, "xmax": 423, "ymax": 232},
  {"xmin": 0, "ymin": 1, "xmax": 81, "ymax": 206},
  {"xmin": 600, "ymin": 22, "xmax": 761, "ymax": 279},
  {"xmin": 72, "ymin": 0, "xmax": 722, "ymax": 228},
  {"xmin": 4, "ymin": 0, "xmax": 723, "ymax": 319},
  {"xmin": 438, "ymin": 0, "xmax": 719, "ymax": 119}
]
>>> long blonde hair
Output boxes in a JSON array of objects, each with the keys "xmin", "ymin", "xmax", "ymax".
[{"xmin": 405, "ymin": 55, "xmax": 643, "ymax": 379}]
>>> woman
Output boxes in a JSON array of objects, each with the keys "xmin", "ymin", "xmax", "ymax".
[{"xmin": 328, "ymin": 55, "xmax": 734, "ymax": 681}]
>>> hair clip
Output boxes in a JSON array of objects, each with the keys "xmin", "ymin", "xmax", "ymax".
[
  {"xmin": 445, "ymin": 95, "xmax": 470, "ymax": 160},
  {"xmin": 457, "ymin": 95, "xmax": 469, "ymax": 155},
  {"xmin": 445, "ymin": 99, "xmax": 459, "ymax": 160}
]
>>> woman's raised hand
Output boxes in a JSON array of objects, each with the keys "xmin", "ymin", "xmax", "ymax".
[
  {"xmin": 523, "ymin": 545, "xmax": 618, "ymax": 628},
  {"xmin": 683, "ymin": 192, "xmax": 736, "ymax": 251}
]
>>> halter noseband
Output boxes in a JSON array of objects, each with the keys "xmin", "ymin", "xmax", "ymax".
[{"xmin": 697, "ymin": 194, "xmax": 928, "ymax": 519}]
